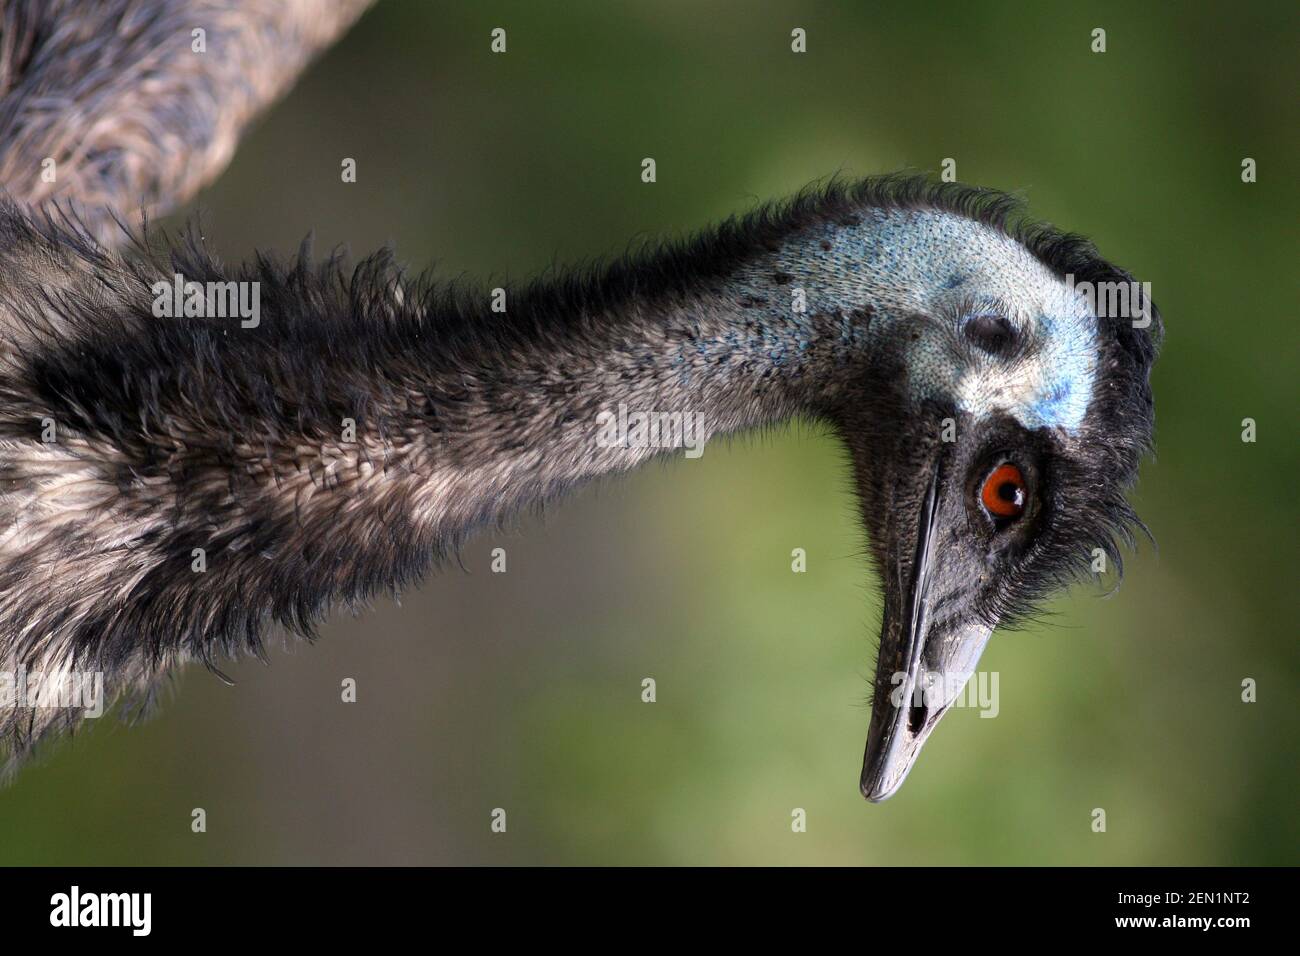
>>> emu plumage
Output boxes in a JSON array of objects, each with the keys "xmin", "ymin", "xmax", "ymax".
[{"xmin": 0, "ymin": 0, "xmax": 371, "ymax": 246}]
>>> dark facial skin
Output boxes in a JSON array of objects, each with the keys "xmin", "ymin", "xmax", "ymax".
[{"xmin": 836, "ymin": 351, "xmax": 1083, "ymax": 799}]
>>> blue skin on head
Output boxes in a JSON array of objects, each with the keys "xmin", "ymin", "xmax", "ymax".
[{"xmin": 735, "ymin": 207, "xmax": 1098, "ymax": 432}]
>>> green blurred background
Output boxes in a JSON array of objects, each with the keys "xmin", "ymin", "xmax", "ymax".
[{"xmin": 2, "ymin": 0, "xmax": 1295, "ymax": 865}]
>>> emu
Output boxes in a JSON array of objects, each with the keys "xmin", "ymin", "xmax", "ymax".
[{"xmin": 0, "ymin": 2, "xmax": 1160, "ymax": 801}]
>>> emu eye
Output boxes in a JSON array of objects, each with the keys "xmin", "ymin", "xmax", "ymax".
[{"xmin": 979, "ymin": 463, "xmax": 1027, "ymax": 520}]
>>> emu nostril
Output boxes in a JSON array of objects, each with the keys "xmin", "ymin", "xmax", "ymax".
[{"xmin": 908, "ymin": 702, "xmax": 928, "ymax": 735}]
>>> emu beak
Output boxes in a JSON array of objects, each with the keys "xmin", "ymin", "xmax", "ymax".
[{"xmin": 860, "ymin": 465, "xmax": 995, "ymax": 802}]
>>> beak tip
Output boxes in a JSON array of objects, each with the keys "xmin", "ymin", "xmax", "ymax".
[
  {"xmin": 860, "ymin": 780, "xmax": 895, "ymax": 803},
  {"xmin": 859, "ymin": 755, "xmax": 910, "ymax": 803},
  {"xmin": 859, "ymin": 706, "xmax": 931, "ymax": 804}
]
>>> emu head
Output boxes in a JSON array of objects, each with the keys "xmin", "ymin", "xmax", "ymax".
[{"xmin": 788, "ymin": 201, "xmax": 1162, "ymax": 800}]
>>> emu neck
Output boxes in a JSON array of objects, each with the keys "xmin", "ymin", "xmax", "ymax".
[
  {"xmin": 0, "ymin": 204, "xmax": 920, "ymax": 688},
  {"xmin": 389, "ymin": 248, "xmax": 884, "ymax": 546}
]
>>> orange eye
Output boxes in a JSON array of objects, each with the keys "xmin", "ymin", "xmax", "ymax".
[{"xmin": 980, "ymin": 463, "xmax": 1027, "ymax": 519}]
